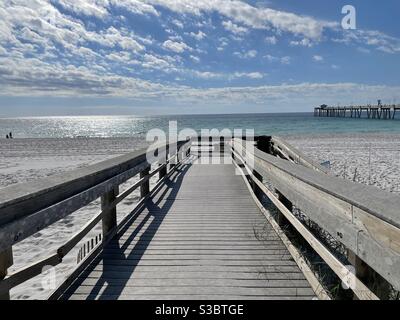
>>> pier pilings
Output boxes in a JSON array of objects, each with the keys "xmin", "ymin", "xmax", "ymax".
[{"xmin": 314, "ymin": 105, "xmax": 399, "ymax": 120}]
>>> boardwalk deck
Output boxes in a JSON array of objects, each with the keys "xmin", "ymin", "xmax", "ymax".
[{"xmin": 60, "ymin": 159, "xmax": 316, "ymax": 300}]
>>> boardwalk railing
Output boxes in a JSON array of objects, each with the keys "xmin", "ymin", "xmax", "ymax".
[
  {"xmin": 1, "ymin": 135, "xmax": 400, "ymax": 300},
  {"xmin": 269, "ymin": 136, "xmax": 328, "ymax": 174},
  {"xmin": 0, "ymin": 139, "xmax": 190, "ymax": 299},
  {"xmin": 231, "ymin": 138, "xmax": 400, "ymax": 300}
]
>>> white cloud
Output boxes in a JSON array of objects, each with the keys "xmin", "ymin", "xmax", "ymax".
[
  {"xmin": 190, "ymin": 55, "xmax": 200, "ymax": 63},
  {"xmin": 169, "ymin": 35, "xmax": 183, "ymax": 41},
  {"xmin": 234, "ymin": 50, "xmax": 257, "ymax": 59},
  {"xmin": 192, "ymin": 71, "xmax": 222, "ymax": 79},
  {"xmin": 222, "ymin": 20, "xmax": 248, "ymax": 35},
  {"xmin": 265, "ymin": 36, "xmax": 277, "ymax": 45},
  {"xmin": 313, "ymin": 55, "xmax": 324, "ymax": 62},
  {"xmin": 334, "ymin": 30, "xmax": 400, "ymax": 54},
  {"xmin": 171, "ymin": 19, "xmax": 184, "ymax": 29},
  {"xmin": 106, "ymin": 51, "xmax": 134, "ymax": 63},
  {"xmin": 110, "ymin": 0, "xmax": 160, "ymax": 16},
  {"xmin": 57, "ymin": 0, "xmax": 109, "ymax": 18},
  {"xmin": 1, "ymin": 52, "xmax": 399, "ymax": 110},
  {"xmin": 233, "ymin": 72, "xmax": 265, "ymax": 79},
  {"xmin": 217, "ymin": 37, "xmax": 229, "ymax": 51},
  {"xmin": 247, "ymin": 50, "xmax": 258, "ymax": 58},
  {"xmin": 189, "ymin": 30, "xmax": 206, "ymax": 40},
  {"xmin": 264, "ymin": 54, "xmax": 291, "ymax": 65},
  {"xmin": 106, "ymin": 28, "xmax": 145, "ymax": 51},
  {"xmin": 1, "ymin": 0, "xmax": 399, "ymax": 113},
  {"xmin": 57, "ymin": 0, "xmax": 160, "ymax": 18},
  {"xmin": 290, "ymin": 38, "xmax": 313, "ymax": 47},
  {"xmin": 280, "ymin": 56, "xmax": 291, "ymax": 65},
  {"xmin": 162, "ymin": 39, "xmax": 193, "ymax": 53},
  {"xmin": 145, "ymin": 0, "xmax": 335, "ymax": 40},
  {"xmin": 142, "ymin": 54, "xmax": 173, "ymax": 70}
]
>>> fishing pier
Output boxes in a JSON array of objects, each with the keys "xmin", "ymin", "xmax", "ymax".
[{"xmin": 314, "ymin": 104, "xmax": 400, "ymax": 119}]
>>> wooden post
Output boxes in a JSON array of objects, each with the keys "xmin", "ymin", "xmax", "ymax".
[
  {"xmin": 256, "ymin": 136, "xmax": 272, "ymax": 154},
  {"xmin": 347, "ymin": 250, "xmax": 391, "ymax": 300},
  {"xmin": 0, "ymin": 248, "xmax": 13, "ymax": 300},
  {"xmin": 275, "ymin": 190, "xmax": 292, "ymax": 226},
  {"xmin": 219, "ymin": 136, "xmax": 224, "ymax": 156},
  {"xmin": 197, "ymin": 136, "xmax": 201, "ymax": 158},
  {"xmin": 140, "ymin": 167, "xmax": 150, "ymax": 198},
  {"xmin": 252, "ymin": 170, "xmax": 263, "ymax": 201},
  {"xmin": 101, "ymin": 187, "xmax": 119, "ymax": 240},
  {"xmin": 219, "ymin": 136, "xmax": 227, "ymax": 163}
]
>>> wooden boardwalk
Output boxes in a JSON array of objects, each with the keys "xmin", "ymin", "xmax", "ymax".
[
  {"xmin": 2, "ymin": 137, "xmax": 400, "ymax": 300},
  {"xmin": 60, "ymin": 159, "xmax": 315, "ymax": 300}
]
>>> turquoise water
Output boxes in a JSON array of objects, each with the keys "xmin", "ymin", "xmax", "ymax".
[{"xmin": 0, "ymin": 113, "xmax": 399, "ymax": 138}]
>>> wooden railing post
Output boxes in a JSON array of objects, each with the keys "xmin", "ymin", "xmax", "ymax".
[
  {"xmin": 252, "ymin": 170, "xmax": 263, "ymax": 201},
  {"xmin": 219, "ymin": 136, "xmax": 225, "ymax": 161},
  {"xmin": 140, "ymin": 167, "xmax": 150, "ymax": 198},
  {"xmin": 197, "ymin": 136, "xmax": 202, "ymax": 157},
  {"xmin": 0, "ymin": 248, "xmax": 13, "ymax": 300},
  {"xmin": 275, "ymin": 190, "xmax": 292, "ymax": 226},
  {"xmin": 101, "ymin": 187, "xmax": 119, "ymax": 240},
  {"xmin": 347, "ymin": 250, "xmax": 391, "ymax": 299}
]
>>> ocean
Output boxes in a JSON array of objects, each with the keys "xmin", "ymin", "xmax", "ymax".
[{"xmin": 0, "ymin": 112, "xmax": 399, "ymax": 138}]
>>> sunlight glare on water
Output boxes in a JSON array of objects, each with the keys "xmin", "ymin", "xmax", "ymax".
[{"xmin": 1, "ymin": 113, "xmax": 400, "ymax": 138}]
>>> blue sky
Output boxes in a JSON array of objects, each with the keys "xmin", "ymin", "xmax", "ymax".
[{"xmin": 0, "ymin": 0, "xmax": 400, "ymax": 116}]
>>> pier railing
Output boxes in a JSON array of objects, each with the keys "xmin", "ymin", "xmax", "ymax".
[
  {"xmin": 231, "ymin": 137, "xmax": 400, "ymax": 299},
  {"xmin": 0, "ymin": 139, "xmax": 190, "ymax": 299},
  {"xmin": 314, "ymin": 104, "xmax": 400, "ymax": 119}
]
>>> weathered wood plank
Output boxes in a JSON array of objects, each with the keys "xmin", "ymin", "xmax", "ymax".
[
  {"xmin": 75, "ymin": 278, "xmax": 311, "ymax": 288},
  {"xmin": 59, "ymin": 162, "xmax": 316, "ymax": 300},
  {"xmin": 77, "ymin": 272, "xmax": 307, "ymax": 282},
  {"xmin": 67, "ymin": 285, "xmax": 315, "ymax": 296}
]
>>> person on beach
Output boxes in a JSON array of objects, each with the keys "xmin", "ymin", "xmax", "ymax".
[
  {"xmin": 9, "ymin": 132, "xmax": 13, "ymax": 139},
  {"xmin": 6, "ymin": 134, "xmax": 9, "ymax": 139}
]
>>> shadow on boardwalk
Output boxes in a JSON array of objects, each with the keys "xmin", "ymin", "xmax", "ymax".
[{"xmin": 62, "ymin": 162, "xmax": 191, "ymax": 300}]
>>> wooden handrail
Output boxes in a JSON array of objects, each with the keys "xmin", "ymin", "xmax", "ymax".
[
  {"xmin": 231, "ymin": 147, "xmax": 377, "ymax": 300},
  {"xmin": 270, "ymin": 136, "xmax": 329, "ymax": 174},
  {"xmin": 0, "ymin": 139, "xmax": 190, "ymax": 298},
  {"xmin": 231, "ymin": 138, "xmax": 400, "ymax": 295}
]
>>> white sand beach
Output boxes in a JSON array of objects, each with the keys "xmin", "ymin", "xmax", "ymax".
[
  {"xmin": 1, "ymin": 133, "xmax": 399, "ymax": 299},
  {"xmin": 285, "ymin": 133, "xmax": 400, "ymax": 194}
]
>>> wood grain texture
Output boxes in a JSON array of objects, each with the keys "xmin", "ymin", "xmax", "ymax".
[{"xmin": 60, "ymin": 161, "xmax": 316, "ymax": 300}]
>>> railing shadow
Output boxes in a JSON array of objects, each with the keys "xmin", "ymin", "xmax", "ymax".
[{"xmin": 63, "ymin": 161, "xmax": 191, "ymax": 299}]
